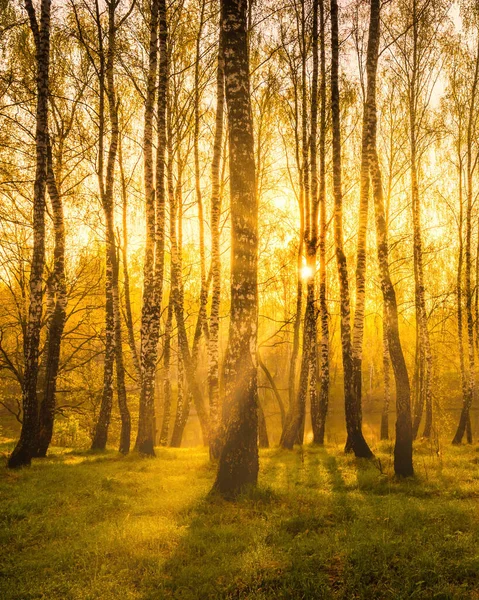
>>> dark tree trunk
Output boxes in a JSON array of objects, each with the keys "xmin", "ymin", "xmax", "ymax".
[
  {"xmin": 258, "ymin": 352, "xmax": 286, "ymax": 428},
  {"xmin": 159, "ymin": 298, "xmax": 173, "ymax": 446},
  {"xmin": 453, "ymin": 36, "xmax": 479, "ymax": 445},
  {"xmin": 258, "ymin": 400, "xmax": 269, "ymax": 448},
  {"xmin": 213, "ymin": 0, "xmax": 258, "ymax": 498},
  {"xmin": 9, "ymin": 0, "xmax": 51, "ymax": 469},
  {"xmin": 281, "ymin": 298, "xmax": 313, "ymax": 449},
  {"xmin": 347, "ymin": 0, "xmax": 378, "ymax": 458},
  {"xmin": 367, "ymin": 0, "xmax": 413, "ymax": 477},
  {"xmin": 91, "ymin": 264, "xmax": 114, "ymax": 451},
  {"xmin": 380, "ymin": 312, "xmax": 391, "ymax": 441},
  {"xmin": 408, "ymin": 0, "xmax": 433, "ymax": 441}
]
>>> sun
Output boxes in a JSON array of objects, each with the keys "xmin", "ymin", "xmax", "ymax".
[{"xmin": 300, "ymin": 264, "xmax": 314, "ymax": 280}]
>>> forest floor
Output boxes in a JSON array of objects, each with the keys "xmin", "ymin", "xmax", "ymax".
[{"xmin": 1, "ymin": 440, "xmax": 479, "ymax": 599}]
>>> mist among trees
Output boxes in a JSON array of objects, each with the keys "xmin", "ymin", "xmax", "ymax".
[{"xmin": 2, "ymin": 0, "xmax": 479, "ymax": 597}]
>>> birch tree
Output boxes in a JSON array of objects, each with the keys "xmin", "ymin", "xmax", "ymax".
[
  {"xmin": 451, "ymin": 9, "xmax": 479, "ymax": 445},
  {"xmin": 208, "ymin": 13, "xmax": 225, "ymax": 458},
  {"xmin": 8, "ymin": 0, "xmax": 51, "ymax": 469},
  {"xmin": 89, "ymin": 0, "xmax": 132, "ymax": 454},
  {"xmin": 213, "ymin": 0, "xmax": 258, "ymax": 498},
  {"xmin": 330, "ymin": 0, "xmax": 372, "ymax": 460},
  {"xmin": 136, "ymin": 0, "xmax": 166, "ymax": 455},
  {"xmin": 367, "ymin": 0, "xmax": 414, "ymax": 477}
]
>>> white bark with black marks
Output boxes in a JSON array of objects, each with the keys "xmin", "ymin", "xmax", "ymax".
[{"xmin": 214, "ymin": 0, "xmax": 258, "ymax": 498}]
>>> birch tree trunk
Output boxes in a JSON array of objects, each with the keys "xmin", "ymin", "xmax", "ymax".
[
  {"xmin": 316, "ymin": 0, "xmax": 330, "ymax": 445},
  {"xmin": 347, "ymin": 0, "xmax": 376, "ymax": 457},
  {"xmin": 136, "ymin": 0, "xmax": 166, "ymax": 455},
  {"xmin": 308, "ymin": 0, "xmax": 321, "ymax": 443},
  {"xmin": 367, "ymin": 0, "xmax": 413, "ymax": 477},
  {"xmin": 119, "ymin": 134, "xmax": 141, "ymax": 382},
  {"xmin": 285, "ymin": 24, "xmax": 305, "ymax": 440},
  {"xmin": 213, "ymin": 0, "xmax": 258, "ymax": 498},
  {"xmin": 454, "ymin": 157, "xmax": 471, "ymax": 443},
  {"xmin": 169, "ymin": 158, "xmax": 191, "ymax": 448},
  {"xmin": 208, "ymin": 15, "xmax": 225, "ymax": 459},
  {"xmin": 453, "ymin": 35, "xmax": 479, "ymax": 445},
  {"xmin": 330, "ymin": 0, "xmax": 372, "ymax": 460},
  {"xmin": 90, "ymin": 0, "xmax": 112, "ymax": 452},
  {"xmin": 281, "ymin": 0, "xmax": 321, "ymax": 449},
  {"xmin": 91, "ymin": 0, "xmax": 130, "ymax": 453},
  {"xmin": 9, "ymin": 0, "xmax": 51, "ymax": 468},
  {"xmin": 34, "ymin": 139, "xmax": 67, "ymax": 458},
  {"xmin": 408, "ymin": 0, "xmax": 433, "ymax": 440},
  {"xmin": 194, "ymin": 0, "xmax": 209, "ymax": 345}
]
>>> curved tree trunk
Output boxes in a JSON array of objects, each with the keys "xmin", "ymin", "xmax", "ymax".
[
  {"xmin": 258, "ymin": 399, "xmax": 269, "ymax": 448},
  {"xmin": 367, "ymin": 0, "xmax": 413, "ymax": 477},
  {"xmin": 168, "ymin": 134, "xmax": 210, "ymax": 446},
  {"xmin": 258, "ymin": 352, "xmax": 286, "ymax": 428},
  {"xmin": 308, "ymin": 0, "xmax": 321, "ymax": 444},
  {"xmin": 281, "ymin": 297, "xmax": 314, "ymax": 449}
]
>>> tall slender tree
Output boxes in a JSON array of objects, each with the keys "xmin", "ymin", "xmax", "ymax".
[
  {"xmin": 452, "ymin": 24, "xmax": 479, "ymax": 445},
  {"xmin": 316, "ymin": 0, "xmax": 330, "ymax": 445},
  {"xmin": 213, "ymin": 0, "xmax": 258, "ymax": 498},
  {"xmin": 330, "ymin": 0, "xmax": 372, "ymax": 460},
  {"xmin": 8, "ymin": 0, "xmax": 51, "ymax": 469},
  {"xmin": 90, "ymin": 0, "xmax": 131, "ymax": 454},
  {"xmin": 33, "ymin": 138, "xmax": 67, "ymax": 457},
  {"xmin": 367, "ymin": 0, "xmax": 413, "ymax": 477},
  {"xmin": 208, "ymin": 14, "xmax": 225, "ymax": 458},
  {"xmin": 136, "ymin": 0, "xmax": 167, "ymax": 455}
]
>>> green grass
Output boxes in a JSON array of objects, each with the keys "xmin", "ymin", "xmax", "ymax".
[{"xmin": 1, "ymin": 441, "xmax": 479, "ymax": 599}]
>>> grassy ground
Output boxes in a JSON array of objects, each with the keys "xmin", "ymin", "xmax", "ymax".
[{"xmin": 1, "ymin": 440, "xmax": 479, "ymax": 599}]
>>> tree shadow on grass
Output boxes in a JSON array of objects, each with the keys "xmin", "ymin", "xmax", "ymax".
[
  {"xmin": 3, "ymin": 445, "xmax": 478, "ymax": 599},
  {"xmin": 143, "ymin": 446, "xmax": 479, "ymax": 599},
  {"xmin": 139, "ymin": 486, "xmax": 286, "ymax": 600},
  {"xmin": 139, "ymin": 448, "xmax": 355, "ymax": 600}
]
